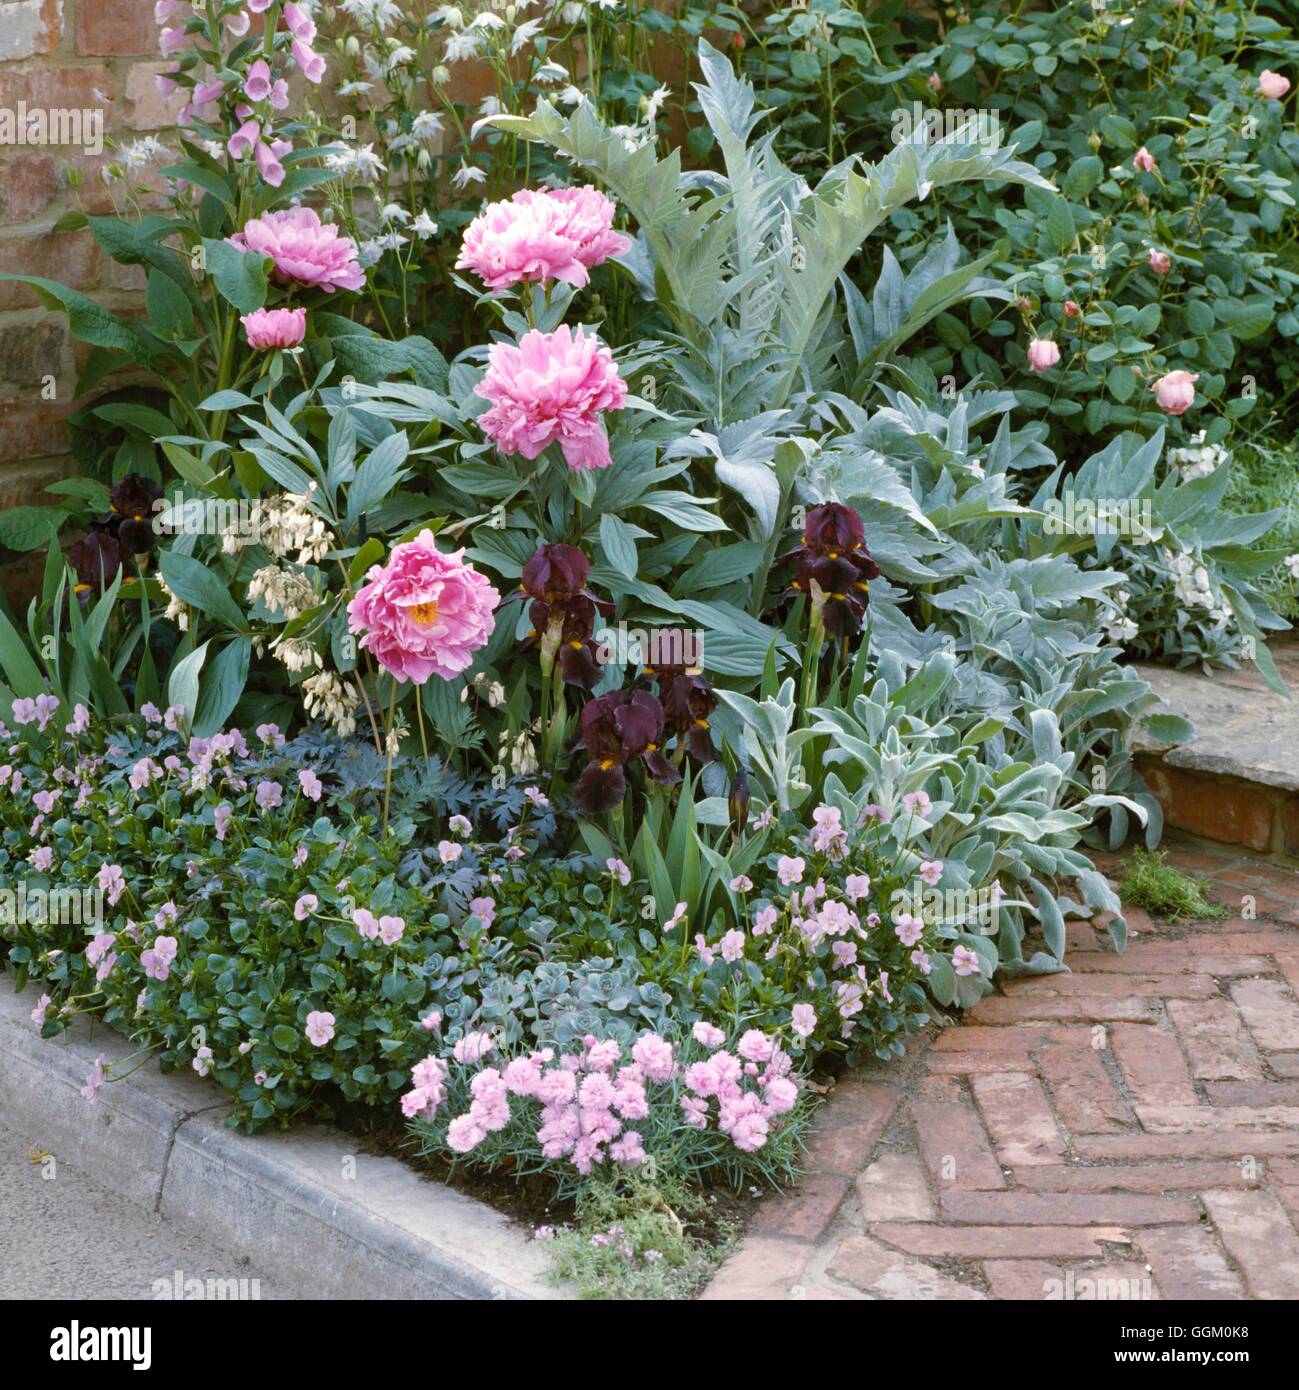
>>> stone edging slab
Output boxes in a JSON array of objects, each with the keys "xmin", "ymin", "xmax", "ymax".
[{"xmin": 0, "ymin": 981, "xmax": 561, "ymax": 1300}]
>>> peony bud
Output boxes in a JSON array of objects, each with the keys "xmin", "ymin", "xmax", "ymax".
[
  {"xmin": 1148, "ymin": 248, "xmax": 1171, "ymax": 275},
  {"xmin": 1259, "ymin": 70, "xmax": 1291, "ymax": 101},
  {"xmin": 1151, "ymin": 370, "xmax": 1198, "ymax": 415},
  {"xmin": 1133, "ymin": 146, "xmax": 1156, "ymax": 173}
]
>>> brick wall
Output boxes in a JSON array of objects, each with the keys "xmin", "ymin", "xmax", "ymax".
[{"xmin": 0, "ymin": 0, "xmax": 182, "ymax": 577}]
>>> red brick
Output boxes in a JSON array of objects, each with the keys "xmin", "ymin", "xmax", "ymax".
[
  {"xmin": 971, "ymin": 1072, "xmax": 1066, "ymax": 1165},
  {"xmin": 77, "ymin": 0, "xmax": 162, "ymax": 55},
  {"xmin": 1065, "ymin": 920, "xmax": 1103, "ymax": 953},
  {"xmin": 800, "ymin": 1081, "xmax": 898, "ymax": 1176},
  {"xmin": 940, "ymin": 1190, "xmax": 1196, "ymax": 1226},
  {"xmin": 1001, "ymin": 972, "xmax": 1216, "ymax": 999},
  {"xmin": 747, "ymin": 1173, "xmax": 850, "ymax": 1242},
  {"xmin": 1071, "ymin": 943, "xmax": 1272, "ymax": 977},
  {"xmin": 1230, "ymin": 977, "xmax": 1299, "ymax": 1052},
  {"xmin": 982, "ymin": 1260, "xmax": 1062, "ymax": 1300},
  {"xmin": 1035, "ymin": 1040, "xmax": 1133, "ymax": 1133},
  {"xmin": 0, "ymin": 65, "xmax": 114, "ymax": 112},
  {"xmin": 701, "ymin": 1236, "xmax": 813, "ymax": 1301},
  {"xmin": 1109, "ymin": 1023, "xmax": 1199, "ymax": 1106},
  {"xmin": 910, "ymin": 1100, "xmax": 1006, "ymax": 1190},
  {"xmin": 0, "ymin": 0, "xmax": 62, "ymax": 61},
  {"xmin": 1168, "ymin": 999, "xmax": 1264, "ymax": 1081},
  {"xmin": 1201, "ymin": 1188, "xmax": 1299, "ymax": 1298},
  {"xmin": 0, "ymin": 402, "xmax": 72, "ymax": 465},
  {"xmin": 1204, "ymin": 1080, "xmax": 1299, "ymax": 1106},
  {"xmin": 1270, "ymin": 1053, "xmax": 1299, "ymax": 1078},
  {"xmin": 1135, "ymin": 1102, "xmax": 1299, "ymax": 1132},
  {"xmin": 1138, "ymin": 760, "xmax": 1276, "ymax": 851},
  {"xmin": 1073, "ymin": 1132, "xmax": 1299, "ymax": 1159},
  {"xmin": 855, "ymin": 1152, "xmax": 935, "ymax": 1222},
  {"xmin": 967, "ymin": 996, "xmax": 1157, "ymax": 1025},
  {"xmin": 984, "ymin": 1259, "xmax": 1156, "ymax": 1301},
  {"xmin": 1138, "ymin": 1225, "xmax": 1245, "ymax": 1300},
  {"xmin": 125, "ymin": 61, "xmax": 186, "ymax": 131},
  {"xmin": 928, "ymin": 1052, "xmax": 1050, "ymax": 1076},
  {"xmin": 1013, "ymin": 1161, "xmax": 1254, "ymax": 1193},
  {"xmin": 930, "ymin": 1026, "xmax": 1059, "ymax": 1055},
  {"xmin": 0, "ymin": 321, "xmax": 64, "ymax": 385},
  {"xmin": 0, "ymin": 230, "xmax": 100, "ymax": 311},
  {"xmin": 0, "ymin": 155, "xmax": 60, "ymax": 224},
  {"xmin": 871, "ymin": 1223, "xmax": 1130, "ymax": 1259},
  {"xmin": 826, "ymin": 1234, "xmax": 985, "ymax": 1299}
]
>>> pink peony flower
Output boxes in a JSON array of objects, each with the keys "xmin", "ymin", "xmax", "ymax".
[
  {"xmin": 1148, "ymin": 248, "xmax": 1172, "ymax": 276},
  {"xmin": 1026, "ymin": 337, "xmax": 1060, "ymax": 373},
  {"xmin": 1151, "ymin": 369, "xmax": 1198, "ymax": 415},
  {"xmin": 1259, "ymin": 70, "xmax": 1291, "ymax": 100},
  {"xmin": 456, "ymin": 185, "xmax": 630, "ymax": 292},
  {"xmin": 476, "ymin": 325, "xmax": 627, "ymax": 472},
  {"xmin": 241, "ymin": 306, "xmax": 306, "ymax": 350},
  {"xmin": 348, "ymin": 531, "xmax": 499, "ymax": 684},
  {"xmin": 228, "ymin": 207, "xmax": 365, "ymax": 294},
  {"xmin": 1133, "ymin": 146, "xmax": 1157, "ymax": 173}
]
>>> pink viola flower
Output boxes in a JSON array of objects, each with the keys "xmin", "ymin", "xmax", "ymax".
[
  {"xmin": 81, "ymin": 1054, "xmax": 107, "ymax": 1104},
  {"xmin": 305, "ymin": 1010, "xmax": 336, "ymax": 1046},
  {"xmin": 228, "ymin": 207, "xmax": 365, "ymax": 294},
  {"xmin": 719, "ymin": 929, "xmax": 746, "ymax": 962},
  {"xmin": 476, "ymin": 325, "xmax": 627, "ymax": 472},
  {"xmin": 437, "ymin": 839, "xmax": 463, "ymax": 864},
  {"xmin": 241, "ymin": 306, "xmax": 306, "ymax": 350},
  {"xmin": 894, "ymin": 913, "xmax": 924, "ymax": 948},
  {"xmin": 30, "ymin": 994, "xmax": 51, "ymax": 1029},
  {"xmin": 348, "ymin": 532, "xmax": 499, "ymax": 684},
  {"xmin": 1259, "ymin": 70, "xmax": 1292, "ymax": 100},
  {"xmin": 607, "ymin": 857, "xmax": 631, "ymax": 886},
  {"xmin": 299, "ymin": 768, "xmax": 323, "ymax": 801},
  {"xmin": 1148, "ymin": 248, "xmax": 1172, "ymax": 276},
  {"xmin": 791, "ymin": 1003, "xmax": 817, "ymax": 1038},
  {"xmin": 777, "ymin": 855, "xmax": 805, "ymax": 886},
  {"xmin": 918, "ymin": 859, "xmax": 943, "ymax": 886},
  {"xmin": 902, "ymin": 789, "xmax": 932, "ymax": 817},
  {"xmin": 256, "ymin": 780, "xmax": 283, "ymax": 810},
  {"xmin": 1026, "ymin": 337, "xmax": 1060, "ymax": 373},
  {"xmin": 294, "ymin": 894, "xmax": 318, "ymax": 921},
  {"xmin": 141, "ymin": 935, "xmax": 178, "ymax": 981},
  {"xmin": 468, "ymin": 896, "xmax": 496, "ymax": 928},
  {"xmin": 1133, "ymin": 146, "xmax": 1157, "ymax": 173},
  {"xmin": 952, "ymin": 945, "xmax": 981, "ymax": 977},
  {"xmin": 456, "ymin": 185, "xmax": 630, "ymax": 292},
  {"xmin": 378, "ymin": 915, "xmax": 405, "ymax": 945},
  {"xmin": 1151, "ymin": 369, "xmax": 1199, "ymax": 415},
  {"xmin": 97, "ymin": 863, "xmax": 126, "ymax": 906},
  {"xmin": 30, "ymin": 846, "xmax": 53, "ymax": 872},
  {"xmin": 844, "ymin": 873, "xmax": 871, "ymax": 901}
]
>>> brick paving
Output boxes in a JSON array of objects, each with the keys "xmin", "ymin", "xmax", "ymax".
[{"xmin": 704, "ymin": 842, "xmax": 1299, "ymax": 1300}]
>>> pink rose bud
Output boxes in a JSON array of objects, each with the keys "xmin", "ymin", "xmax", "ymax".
[
  {"xmin": 1026, "ymin": 338, "xmax": 1061, "ymax": 373},
  {"xmin": 1133, "ymin": 146, "xmax": 1156, "ymax": 173},
  {"xmin": 1148, "ymin": 248, "xmax": 1172, "ymax": 275},
  {"xmin": 241, "ymin": 307, "xmax": 307, "ymax": 350},
  {"xmin": 1063, "ymin": 300, "xmax": 1081, "ymax": 317},
  {"xmin": 1151, "ymin": 369, "xmax": 1199, "ymax": 415},
  {"xmin": 926, "ymin": 72, "xmax": 942, "ymax": 93},
  {"xmin": 1259, "ymin": 70, "xmax": 1291, "ymax": 100}
]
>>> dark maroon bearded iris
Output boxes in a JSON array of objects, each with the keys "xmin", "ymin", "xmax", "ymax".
[
  {"xmin": 109, "ymin": 475, "xmax": 163, "ymax": 555},
  {"xmin": 645, "ymin": 660, "xmax": 718, "ymax": 763},
  {"xmin": 783, "ymin": 502, "xmax": 880, "ymax": 636},
  {"xmin": 519, "ymin": 542, "xmax": 610, "ymax": 691},
  {"xmin": 572, "ymin": 689, "xmax": 681, "ymax": 814},
  {"xmin": 67, "ymin": 526, "xmax": 122, "ymax": 594}
]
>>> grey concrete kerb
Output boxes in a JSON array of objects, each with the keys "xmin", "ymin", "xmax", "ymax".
[{"xmin": 0, "ymin": 982, "xmax": 563, "ymax": 1299}]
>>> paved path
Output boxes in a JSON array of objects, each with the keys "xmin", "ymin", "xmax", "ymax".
[
  {"xmin": 705, "ymin": 842, "xmax": 1299, "ymax": 1300},
  {"xmin": 0, "ymin": 1113, "xmax": 298, "ymax": 1300}
]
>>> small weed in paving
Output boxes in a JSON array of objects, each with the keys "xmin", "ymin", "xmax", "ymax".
[
  {"xmin": 1119, "ymin": 850, "xmax": 1228, "ymax": 922},
  {"xmin": 544, "ymin": 1170, "xmax": 738, "ymax": 1300}
]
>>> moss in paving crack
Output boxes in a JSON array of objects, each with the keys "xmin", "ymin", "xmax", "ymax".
[
  {"xmin": 543, "ymin": 1169, "xmax": 738, "ymax": 1299},
  {"xmin": 1119, "ymin": 849, "xmax": 1227, "ymax": 922}
]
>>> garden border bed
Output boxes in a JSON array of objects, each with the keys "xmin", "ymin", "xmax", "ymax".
[{"xmin": 0, "ymin": 983, "xmax": 563, "ymax": 1301}]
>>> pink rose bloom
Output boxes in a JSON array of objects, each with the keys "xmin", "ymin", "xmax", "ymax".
[
  {"xmin": 305, "ymin": 1010, "xmax": 336, "ymax": 1046},
  {"xmin": 1259, "ymin": 70, "xmax": 1291, "ymax": 100},
  {"xmin": 229, "ymin": 207, "xmax": 365, "ymax": 294},
  {"xmin": 1133, "ymin": 146, "xmax": 1157, "ymax": 173},
  {"xmin": 476, "ymin": 325, "xmax": 627, "ymax": 472},
  {"xmin": 1026, "ymin": 337, "xmax": 1060, "ymax": 373},
  {"xmin": 791, "ymin": 1003, "xmax": 816, "ymax": 1038},
  {"xmin": 1148, "ymin": 248, "xmax": 1172, "ymax": 276},
  {"xmin": 1151, "ymin": 369, "xmax": 1198, "ymax": 415},
  {"xmin": 241, "ymin": 306, "xmax": 306, "ymax": 350},
  {"xmin": 456, "ymin": 185, "xmax": 629, "ymax": 292},
  {"xmin": 348, "ymin": 531, "xmax": 499, "ymax": 684}
]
